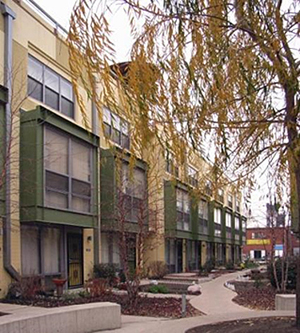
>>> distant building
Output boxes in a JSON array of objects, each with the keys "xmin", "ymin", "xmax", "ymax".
[{"xmin": 243, "ymin": 227, "xmax": 300, "ymax": 260}]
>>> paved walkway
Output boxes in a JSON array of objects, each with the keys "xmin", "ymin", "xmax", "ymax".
[
  {"xmin": 0, "ymin": 271, "xmax": 295, "ymax": 333},
  {"xmin": 100, "ymin": 271, "xmax": 294, "ymax": 333}
]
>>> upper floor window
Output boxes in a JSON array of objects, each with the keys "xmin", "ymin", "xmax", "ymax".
[
  {"xmin": 205, "ymin": 179, "xmax": 213, "ymax": 196},
  {"xmin": 166, "ymin": 149, "xmax": 179, "ymax": 177},
  {"xmin": 198, "ymin": 199, "xmax": 208, "ymax": 234},
  {"xmin": 176, "ymin": 189, "xmax": 190, "ymax": 231},
  {"xmin": 214, "ymin": 208, "xmax": 222, "ymax": 237},
  {"xmin": 227, "ymin": 194, "xmax": 233, "ymax": 208},
  {"xmin": 217, "ymin": 188, "xmax": 224, "ymax": 203},
  {"xmin": 251, "ymin": 232, "xmax": 264, "ymax": 239},
  {"xmin": 187, "ymin": 165, "xmax": 198, "ymax": 187},
  {"xmin": 44, "ymin": 126, "xmax": 92, "ymax": 213},
  {"xmin": 214, "ymin": 208, "xmax": 222, "ymax": 224},
  {"xmin": 121, "ymin": 162, "xmax": 146, "ymax": 222},
  {"xmin": 236, "ymin": 198, "xmax": 240, "ymax": 212},
  {"xmin": 103, "ymin": 107, "xmax": 130, "ymax": 149},
  {"xmin": 225, "ymin": 212, "xmax": 232, "ymax": 228},
  {"xmin": 242, "ymin": 220, "xmax": 247, "ymax": 233},
  {"xmin": 28, "ymin": 56, "xmax": 74, "ymax": 118},
  {"xmin": 235, "ymin": 216, "xmax": 240, "ymax": 230}
]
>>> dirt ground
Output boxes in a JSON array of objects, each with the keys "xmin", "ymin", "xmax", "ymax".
[{"xmin": 187, "ymin": 317, "xmax": 297, "ymax": 333}]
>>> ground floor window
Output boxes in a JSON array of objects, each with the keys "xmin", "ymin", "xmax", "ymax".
[{"xmin": 21, "ymin": 225, "xmax": 61, "ymax": 276}]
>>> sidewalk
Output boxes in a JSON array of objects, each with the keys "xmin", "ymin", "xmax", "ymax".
[
  {"xmin": 0, "ymin": 271, "xmax": 295, "ymax": 333},
  {"xmin": 100, "ymin": 270, "xmax": 294, "ymax": 333}
]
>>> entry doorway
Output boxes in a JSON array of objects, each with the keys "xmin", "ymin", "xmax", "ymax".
[
  {"xmin": 67, "ymin": 233, "xmax": 83, "ymax": 287},
  {"xmin": 176, "ymin": 240, "xmax": 183, "ymax": 272}
]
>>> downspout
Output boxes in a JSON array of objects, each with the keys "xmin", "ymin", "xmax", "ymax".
[
  {"xmin": 92, "ymin": 99, "xmax": 100, "ymax": 265},
  {"xmin": 0, "ymin": 2, "xmax": 20, "ymax": 281}
]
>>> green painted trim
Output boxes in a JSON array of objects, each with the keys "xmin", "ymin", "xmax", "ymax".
[
  {"xmin": 164, "ymin": 180, "xmax": 177, "ymax": 237},
  {"xmin": 21, "ymin": 106, "xmax": 99, "ymax": 146},
  {"xmin": 20, "ymin": 106, "xmax": 99, "ymax": 228}
]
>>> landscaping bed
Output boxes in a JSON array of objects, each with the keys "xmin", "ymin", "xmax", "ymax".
[
  {"xmin": 187, "ymin": 317, "xmax": 296, "ymax": 333},
  {"xmin": 1, "ymin": 294, "xmax": 201, "ymax": 318},
  {"xmin": 233, "ymin": 285, "xmax": 276, "ymax": 310}
]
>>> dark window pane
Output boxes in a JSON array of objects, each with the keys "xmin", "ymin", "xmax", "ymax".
[
  {"xmin": 72, "ymin": 179, "xmax": 91, "ymax": 197},
  {"xmin": 61, "ymin": 78, "xmax": 73, "ymax": 100},
  {"xmin": 28, "ymin": 77, "xmax": 43, "ymax": 101},
  {"xmin": 45, "ymin": 87, "xmax": 59, "ymax": 110},
  {"xmin": 104, "ymin": 123, "xmax": 111, "ymax": 137},
  {"xmin": 61, "ymin": 97, "xmax": 74, "ymax": 118},
  {"xmin": 112, "ymin": 128, "xmax": 121, "ymax": 145},
  {"xmin": 46, "ymin": 171, "xmax": 68, "ymax": 192},
  {"xmin": 122, "ymin": 134, "xmax": 130, "ymax": 149}
]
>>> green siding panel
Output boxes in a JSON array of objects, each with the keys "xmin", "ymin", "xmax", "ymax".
[
  {"xmin": 20, "ymin": 106, "xmax": 99, "ymax": 228},
  {"xmin": 164, "ymin": 180, "xmax": 176, "ymax": 236}
]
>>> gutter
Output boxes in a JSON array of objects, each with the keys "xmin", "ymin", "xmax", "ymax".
[{"xmin": 0, "ymin": 1, "xmax": 20, "ymax": 281}]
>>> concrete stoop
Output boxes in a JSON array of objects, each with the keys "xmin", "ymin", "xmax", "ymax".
[{"xmin": 0, "ymin": 302, "xmax": 121, "ymax": 333}]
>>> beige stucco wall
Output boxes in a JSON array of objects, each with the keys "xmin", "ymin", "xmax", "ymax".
[{"xmin": 83, "ymin": 229, "xmax": 94, "ymax": 283}]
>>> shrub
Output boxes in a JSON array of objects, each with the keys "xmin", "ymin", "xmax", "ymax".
[
  {"xmin": 243, "ymin": 259, "xmax": 259, "ymax": 269},
  {"xmin": 268, "ymin": 257, "xmax": 297, "ymax": 290},
  {"xmin": 85, "ymin": 278, "xmax": 111, "ymax": 297},
  {"xmin": 6, "ymin": 276, "xmax": 42, "ymax": 300},
  {"xmin": 93, "ymin": 263, "xmax": 117, "ymax": 286},
  {"xmin": 147, "ymin": 261, "xmax": 168, "ymax": 279},
  {"xmin": 148, "ymin": 284, "xmax": 169, "ymax": 294},
  {"xmin": 118, "ymin": 269, "xmax": 126, "ymax": 283},
  {"xmin": 203, "ymin": 259, "xmax": 215, "ymax": 273},
  {"xmin": 225, "ymin": 260, "xmax": 234, "ymax": 270}
]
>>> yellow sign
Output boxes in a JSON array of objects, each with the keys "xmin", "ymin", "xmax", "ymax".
[{"xmin": 247, "ymin": 239, "xmax": 271, "ymax": 245}]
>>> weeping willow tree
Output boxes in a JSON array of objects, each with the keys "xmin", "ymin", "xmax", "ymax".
[{"xmin": 68, "ymin": 0, "xmax": 300, "ymax": 324}]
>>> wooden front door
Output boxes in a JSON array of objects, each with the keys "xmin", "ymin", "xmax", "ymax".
[{"xmin": 67, "ymin": 233, "xmax": 83, "ymax": 287}]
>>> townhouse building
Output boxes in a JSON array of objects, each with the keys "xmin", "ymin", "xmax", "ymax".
[{"xmin": 0, "ymin": 0, "xmax": 246, "ymax": 297}]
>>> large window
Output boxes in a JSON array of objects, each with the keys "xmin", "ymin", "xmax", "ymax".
[
  {"xmin": 121, "ymin": 162, "xmax": 146, "ymax": 222},
  {"xmin": 227, "ymin": 194, "xmax": 233, "ymax": 208},
  {"xmin": 28, "ymin": 56, "xmax": 74, "ymax": 118},
  {"xmin": 103, "ymin": 107, "xmax": 130, "ymax": 149},
  {"xmin": 166, "ymin": 149, "xmax": 179, "ymax": 177},
  {"xmin": 176, "ymin": 189, "xmax": 190, "ymax": 231},
  {"xmin": 235, "ymin": 216, "xmax": 240, "ymax": 230},
  {"xmin": 214, "ymin": 207, "xmax": 222, "ymax": 237},
  {"xmin": 225, "ymin": 212, "xmax": 232, "ymax": 239},
  {"xmin": 21, "ymin": 225, "xmax": 61, "ymax": 276},
  {"xmin": 198, "ymin": 199, "xmax": 208, "ymax": 234},
  {"xmin": 44, "ymin": 126, "xmax": 92, "ymax": 213}
]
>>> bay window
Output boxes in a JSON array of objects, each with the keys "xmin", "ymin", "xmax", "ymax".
[
  {"xmin": 214, "ymin": 207, "xmax": 222, "ymax": 237},
  {"xmin": 44, "ymin": 126, "xmax": 92, "ymax": 213},
  {"xmin": 176, "ymin": 189, "xmax": 190, "ymax": 231}
]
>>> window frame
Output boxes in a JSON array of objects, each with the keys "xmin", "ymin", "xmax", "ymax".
[
  {"xmin": 44, "ymin": 125, "xmax": 93, "ymax": 214},
  {"xmin": 187, "ymin": 165, "xmax": 198, "ymax": 187},
  {"xmin": 120, "ymin": 162, "xmax": 147, "ymax": 223},
  {"xmin": 28, "ymin": 55, "xmax": 74, "ymax": 119},
  {"xmin": 103, "ymin": 107, "xmax": 130, "ymax": 149},
  {"xmin": 165, "ymin": 149, "xmax": 179, "ymax": 177},
  {"xmin": 176, "ymin": 188, "xmax": 191, "ymax": 231}
]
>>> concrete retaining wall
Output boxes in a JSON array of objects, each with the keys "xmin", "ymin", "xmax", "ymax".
[
  {"xmin": 0, "ymin": 302, "xmax": 121, "ymax": 333},
  {"xmin": 275, "ymin": 294, "xmax": 296, "ymax": 311}
]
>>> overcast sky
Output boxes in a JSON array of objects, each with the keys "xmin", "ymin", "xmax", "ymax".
[{"xmin": 33, "ymin": 0, "xmax": 271, "ymax": 226}]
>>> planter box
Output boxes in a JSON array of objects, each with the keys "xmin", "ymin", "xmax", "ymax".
[
  {"xmin": 275, "ymin": 294, "xmax": 296, "ymax": 311},
  {"xmin": 0, "ymin": 302, "xmax": 121, "ymax": 333}
]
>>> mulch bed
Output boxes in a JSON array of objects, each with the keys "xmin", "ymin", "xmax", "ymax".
[
  {"xmin": 187, "ymin": 317, "xmax": 296, "ymax": 333},
  {"xmin": 1, "ymin": 294, "xmax": 201, "ymax": 318},
  {"xmin": 232, "ymin": 286, "xmax": 276, "ymax": 310}
]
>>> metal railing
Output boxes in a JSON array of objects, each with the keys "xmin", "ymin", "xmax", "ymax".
[{"xmin": 23, "ymin": 0, "xmax": 69, "ymax": 37}]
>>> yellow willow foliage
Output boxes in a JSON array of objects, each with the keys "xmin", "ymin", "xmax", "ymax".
[{"xmin": 68, "ymin": 0, "xmax": 300, "ymax": 198}]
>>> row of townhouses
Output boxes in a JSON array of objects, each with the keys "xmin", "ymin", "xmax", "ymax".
[{"xmin": 0, "ymin": 0, "xmax": 246, "ymax": 297}]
